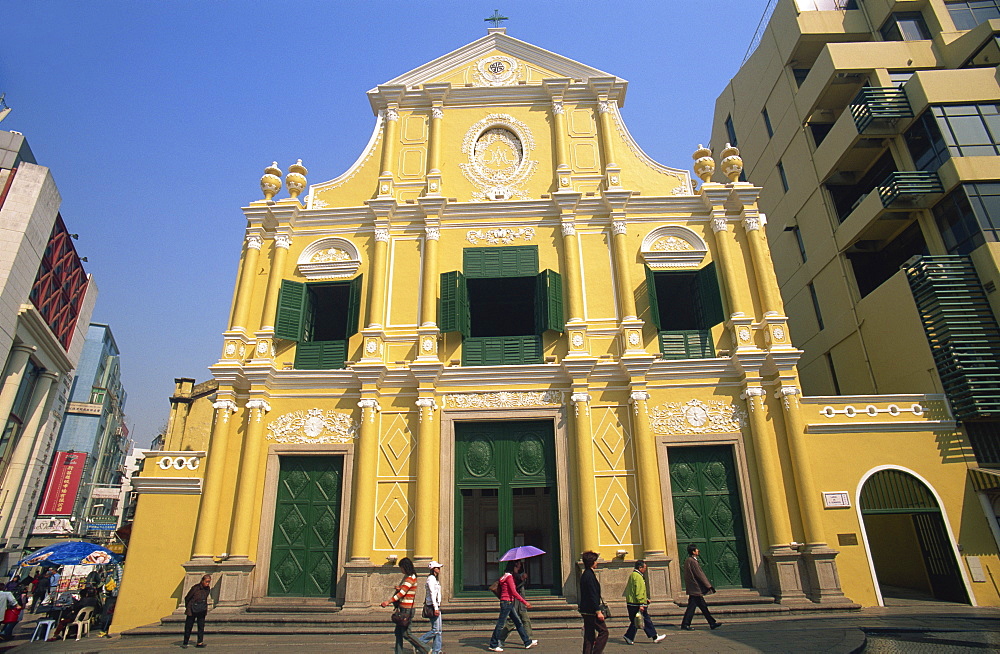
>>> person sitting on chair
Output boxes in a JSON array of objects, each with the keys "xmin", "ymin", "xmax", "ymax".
[{"xmin": 48, "ymin": 587, "xmax": 100, "ymax": 641}]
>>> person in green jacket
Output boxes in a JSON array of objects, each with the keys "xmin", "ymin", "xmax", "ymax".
[{"xmin": 622, "ymin": 560, "xmax": 667, "ymax": 645}]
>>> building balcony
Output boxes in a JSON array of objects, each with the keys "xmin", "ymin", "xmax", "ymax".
[
  {"xmin": 813, "ymin": 97, "xmax": 900, "ymax": 183},
  {"xmin": 850, "ymin": 86, "xmax": 913, "ymax": 133},
  {"xmin": 773, "ymin": 0, "xmax": 871, "ymax": 67},
  {"xmin": 860, "ymin": 0, "xmax": 930, "ymax": 34},
  {"xmin": 796, "ymin": 40, "xmax": 937, "ymax": 117},
  {"xmin": 876, "ymin": 171, "xmax": 944, "ymax": 207}
]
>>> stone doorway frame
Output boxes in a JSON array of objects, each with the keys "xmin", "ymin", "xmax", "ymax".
[
  {"xmin": 657, "ymin": 432, "xmax": 765, "ymax": 597},
  {"xmin": 253, "ymin": 443, "xmax": 356, "ymax": 604},
  {"xmin": 438, "ymin": 406, "xmax": 576, "ymax": 602}
]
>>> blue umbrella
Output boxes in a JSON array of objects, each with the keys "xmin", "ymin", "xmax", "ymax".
[
  {"xmin": 499, "ymin": 545, "xmax": 545, "ymax": 561},
  {"xmin": 17, "ymin": 541, "xmax": 119, "ymax": 567}
]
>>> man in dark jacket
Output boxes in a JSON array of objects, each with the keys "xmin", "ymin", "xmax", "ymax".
[
  {"xmin": 579, "ymin": 551, "xmax": 608, "ymax": 654},
  {"xmin": 681, "ymin": 544, "xmax": 721, "ymax": 631}
]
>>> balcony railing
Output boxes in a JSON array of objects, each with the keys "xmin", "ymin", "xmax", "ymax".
[
  {"xmin": 877, "ymin": 171, "xmax": 944, "ymax": 207},
  {"xmin": 850, "ymin": 86, "xmax": 913, "ymax": 133}
]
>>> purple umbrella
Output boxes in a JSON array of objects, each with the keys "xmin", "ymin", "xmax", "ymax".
[{"xmin": 499, "ymin": 545, "xmax": 546, "ymax": 561}]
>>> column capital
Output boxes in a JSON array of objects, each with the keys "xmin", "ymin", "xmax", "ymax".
[
  {"xmin": 431, "ymin": 106, "xmax": 444, "ymax": 120},
  {"xmin": 551, "ymin": 100, "xmax": 564, "ymax": 115},
  {"xmin": 561, "ymin": 221, "xmax": 577, "ymax": 237},
  {"xmin": 711, "ymin": 217, "xmax": 729, "ymax": 233},
  {"xmin": 274, "ymin": 234, "xmax": 292, "ymax": 249},
  {"xmin": 612, "ymin": 220, "xmax": 627, "ymax": 236},
  {"xmin": 425, "ymin": 227, "xmax": 440, "ymax": 241},
  {"xmin": 245, "ymin": 399, "xmax": 271, "ymax": 420},
  {"xmin": 742, "ymin": 210, "xmax": 765, "ymax": 233},
  {"xmin": 385, "ymin": 106, "xmax": 399, "ymax": 122},
  {"xmin": 212, "ymin": 399, "xmax": 238, "ymax": 422},
  {"xmin": 245, "ymin": 235, "xmax": 263, "ymax": 250},
  {"xmin": 374, "ymin": 228, "xmax": 390, "ymax": 243}
]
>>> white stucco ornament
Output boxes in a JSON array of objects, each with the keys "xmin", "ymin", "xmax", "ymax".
[
  {"xmin": 467, "ymin": 227, "xmax": 535, "ymax": 245},
  {"xmin": 266, "ymin": 408, "xmax": 359, "ymax": 444},
  {"xmin": 445, "ymin": 391, "xmax": 561, "ymax": 409},
  {"xmin": 474, "ymin": 55, "xmax": 521, "ymax": 86},
  {"xmin": 650, "ymin": 399, "xmax": 747, "ymax": 435},
  {"xmin": 459, "ymin": 114, "xmax": 538, "ymax": 201}
]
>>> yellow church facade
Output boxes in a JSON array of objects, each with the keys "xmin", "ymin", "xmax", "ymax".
[{"xmin": 113, "ymin": 29, "xmax": 1000, "ymax": 633}]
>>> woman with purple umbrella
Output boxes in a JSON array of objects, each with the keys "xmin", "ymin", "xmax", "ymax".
[{"xmin": 499, "ymin": 559, "xmax": 531, "ymax": 645}]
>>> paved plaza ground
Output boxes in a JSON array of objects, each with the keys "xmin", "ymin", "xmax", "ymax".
[{"xmin": 0, "ymin": 604, "xmax": 996, "ymax": 653}]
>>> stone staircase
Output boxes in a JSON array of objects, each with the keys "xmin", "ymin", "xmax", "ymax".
[{"xmin": 121, "ymin": 590, "xmax": 859, "ymax": 637}]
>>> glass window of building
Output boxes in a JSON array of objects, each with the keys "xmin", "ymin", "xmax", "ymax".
[
  {"xmin": 934, "ymin": 183, "xmax": 1000, "ymax": 254},
  {"xmin": 792, "ymin": 68, "xmax": 811, "ymax": 87},
  {"xmin": 905, "ymin": 110, "xmax": 951, "ymax": 172},
  {"xmin": 762, "ymin": 107, "xmax": 774, "ymax": 138},
  {"xmin": 880, "ymin": 12, "xmax": 932, "ymax": 41},
  {"xmin": 933, "ymin": 104, "xmax": 1000, "ymax": 156},
  {"xmin": 725, "ymin": 115, "xmax": 738, "ymax": 146},
  {"xmin": 888, "ymin": 71, "xmax": 914, "ymax": 87},
  {"xmin": 946, "ymin": 0, "xmax": 1000, "ymax": 30},
  {"xmin": 777, "ymin": 161, "xmax": 789, "ymax": 192}
]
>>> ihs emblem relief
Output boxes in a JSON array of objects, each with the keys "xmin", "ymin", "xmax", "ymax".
[
  {"xmin": 459, "ymin": 114, "xmax": 537, "ymax": 201},
  {"xmin": 473, "ymin": 55, "xmax": 521, "ymax": 86}
]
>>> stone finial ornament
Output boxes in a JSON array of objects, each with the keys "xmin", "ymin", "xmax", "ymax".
[
  {"xmin": 720, "ymin": 143, "xmax": 744, "ymax": 183},
  {"xmin": 261, "ymin": 162, "xmax": 283, "ymax": 201},
  {"xmin": 692, "ymin": 145, "xmax": 715, "ymax": 183},
  {"xmin": 286, "ymin": 159, "xmax": 309, "ymax": 199}
]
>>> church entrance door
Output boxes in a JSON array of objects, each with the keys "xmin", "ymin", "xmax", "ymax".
[
  {"xmin": 267, "ymin": 456, "xmax": 343, "ymax": 598},
  {"xmin": 669, "ymin": 445, "xmax": 753, "ymax": 589},
  {"xmin": 454, "ymin": 421, "xmax": 561, "ymax": 596}
]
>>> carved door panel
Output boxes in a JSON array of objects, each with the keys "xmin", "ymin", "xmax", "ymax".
[
  {"xmin": 669, "ymin": 446, "xmax": 751, "ymax": 589},
  {"xmin": 268, "ymin": 456, "xmax": 343, "ymax": 597}
]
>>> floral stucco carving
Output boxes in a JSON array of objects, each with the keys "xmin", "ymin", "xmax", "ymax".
[
  {"xmin": 445, "ymin": 391, "xmax": 561, "ymax": 409},
  {"xmin": 266, "ymin": 408, "xmax": 359, "ymax": 444},
  {"xmin": 650, "ymin": 399, "xmax": 747, "ymax": 435}
]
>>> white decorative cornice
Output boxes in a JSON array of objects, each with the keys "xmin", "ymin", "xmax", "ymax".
[
  {"xmin": 274, "ymin": 235, "xmax": 292, "ymax": 249},
  {"xmin": 374, "ymin": 228, "xmax": 390, "ymax": 242},
  {"xmin": 385, "ymin": 107, "xmax": 399, "ymax": 121},
  {"xmin": 640, "ymin": 225, "xmax": 707, "ymax": 270},
  {"xmin": 612, "ymin": 221, "xmax": 627, "ymax": 236},
  {"xmin": 425, "ymin": 227, "xmax": 441, "ymax": 241},
  {"xmin": 131, "ymin": 477, "xmax": 202, "ymax": 495},
  {"xmin": 246, "ymin": 235, "xmax": 263, "ymax": 250},
  {"xmin": 711, "ymin": 217, "xmax": 728, "ymax": 233},
  {"xmin": 266, "ymin": 408, "xmax": 358, "ymax": 444},
  {"xmin": 432, "ymin": 107, "xmax": 444, "ymax": 120},
  {"xmin": 650, "ymin": 399, "xmax": 747, "ymax": 434},
  {"xmin": 297, "ymin": 236, "xmax": 361, "ymax": 280},
  {"xmin": 561, "ymin": 222, "xmax": 577, "ymax": 237},
  {"xmin": 552, "ymin": 101, "xmax": 564, "ymax": 115}
]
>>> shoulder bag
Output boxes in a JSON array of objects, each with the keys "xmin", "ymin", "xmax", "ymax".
[
  {"xmin": 598, "ymin": 598, "xmax": 612, "ymax": 620},
  {"xmin": 422, "ymin": 603, "xmax": 435, "ymax": 619},
  {"xmin": 391, "ymin": 609, "xmax": 411, "ymax": 628}
]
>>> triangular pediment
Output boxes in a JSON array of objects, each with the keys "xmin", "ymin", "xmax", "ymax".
[{"xmin": 373, "ymin": 29, "xmax": 623, "ymax": 91}]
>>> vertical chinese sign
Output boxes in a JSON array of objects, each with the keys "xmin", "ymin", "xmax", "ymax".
[{"xmin": 39, "ymin": 451, "xmax": 87, "ymax": 515}]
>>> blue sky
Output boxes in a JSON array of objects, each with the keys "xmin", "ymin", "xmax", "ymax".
[{"xmin": 2, "ymin": 1, "xmax": 767, "ymax": 445}]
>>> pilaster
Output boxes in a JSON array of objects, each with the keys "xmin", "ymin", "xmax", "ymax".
[
  {"xmin": 228, "ymin": 397, "xmax": 271, "ymax": 560},
  {"xmin": 229, "ymin": 232, "xmax": 264, "ymax": 333},
  {"xmin": 191, "ymin": 394, "xmax": 238, "ymax": 559}
]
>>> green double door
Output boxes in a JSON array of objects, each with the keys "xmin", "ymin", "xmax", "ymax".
[
  {"xmin": 455, "ymin": 421, "xmax": 561, "ymax": 595},
  {"xmin": 268, "ymin": 456, "xmax": 343, "ymax": 597},
  {"xmin": 669, "ymin": 446, "xmax": 752, "ymax": 589}
]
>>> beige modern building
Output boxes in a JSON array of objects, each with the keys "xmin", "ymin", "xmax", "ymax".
[
  {"xmin": 712, "ymin": 0, "xmax": 1000, "ymax": 603},
  {"xmin": 0, "ymin": 129, "xmax": 97, "ymax": 568}
]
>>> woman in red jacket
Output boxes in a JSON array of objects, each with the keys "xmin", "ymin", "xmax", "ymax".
[{"xmin": 488, "ymin": 561, "xmax": 537, "ymax": 652}]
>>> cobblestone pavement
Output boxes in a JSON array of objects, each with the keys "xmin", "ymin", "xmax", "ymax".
[{"xmin": 0, "ymin": 606, "xmax": 996, "ymax": 653}]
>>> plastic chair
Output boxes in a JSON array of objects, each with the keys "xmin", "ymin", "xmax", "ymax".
[
  {"xmin": 30, "ymin": 618, "xmax": 55, "ymax": 642},
  {"xmin": 63, "ymin": 606, "xmax": 94, "ymax": 641}
]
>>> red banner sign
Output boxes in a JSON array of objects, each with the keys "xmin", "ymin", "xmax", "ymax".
[{"xmin": 39, "ymin": 451, "xmax": 87, "ymax": 516}]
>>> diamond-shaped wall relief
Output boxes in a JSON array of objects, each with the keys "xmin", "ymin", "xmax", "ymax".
[
  {"xmin": 379, "ymin": 415, "xmax": 415, "ymax": 477},
  {"xmin": 375, "ymin": 482, "xmax": 414, "ymax": 550},
  {"xmin": 597, "ymin": 475, "xmax": 640, "ymax": 546},
  {"xmin": 592, "ymin": 407, "xmax": 632, "ymax": 472}
]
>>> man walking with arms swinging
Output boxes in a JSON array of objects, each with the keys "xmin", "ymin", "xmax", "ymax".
[{"xmin": 680, "ymin": 544, "xmax": 721, "ymax": 631}]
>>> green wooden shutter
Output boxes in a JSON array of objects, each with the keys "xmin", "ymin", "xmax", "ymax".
[
  {"xmin": 294, "ymin": 341, "xmax": 347, "ymax": 370},
  {"xmin": 696, "ymin": 262, "xmax": 726, "ymax": 327},
  {"xmin": 345, "ymin": 274, "xmax": 363, "ymax": 337},
  {"xmin": 463, "ymin": 246, "xmax": 538, "ymax": 278},
  {"xmin": 439, "ymin": 271, "xmax": 469, "ymax": 336},
  {"xmin": 275, "ymin": 280, "xmax": 308, "ymax": 341},
  {"xmin": 645, "ymin": 267, "xmax": 662, "ymax": 330},
  {"xmin": 535, "ymin": 270, "xmax": 564, "ymax": 333}
]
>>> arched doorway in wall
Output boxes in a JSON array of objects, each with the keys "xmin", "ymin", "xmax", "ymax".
[{"xmin": 859, "ymin": 468, "xmax": 969, "ymax": 604}]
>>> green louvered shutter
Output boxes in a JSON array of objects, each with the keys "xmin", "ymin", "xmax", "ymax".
[
  {"xmin": 294, "ymin": 341, "xmax": 347, "ymax": 370},
  {"xmin": 275, "ymin": 280, "xmax": 309, "ymax": 341},
  {"xmin": 645, "ymin": 267, "xmax": 662, "ymax": 330},
  {"xmin": 463, "ymin": 246, "xmax": 538, "ymax": 278},
  {"xmin": 535, "ymin": 270, "xmax": 564, "ymax": 333},
  {"xmin": 696, "ymin": 261, "xmax": 726, "ymax": 327},
  {"xmin": 439, "ymin": 271, "xmax": 469, "ymax": 336},
  {"xmin": 345, "ymin": 274, "xmax": 363, "ymax": 337}
]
